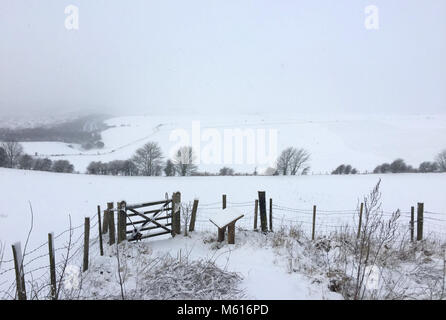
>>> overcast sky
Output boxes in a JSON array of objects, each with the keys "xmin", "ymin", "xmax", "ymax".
[{"xmin": 0, "ymin": 0, "xmax": 445, "ymax": 117}]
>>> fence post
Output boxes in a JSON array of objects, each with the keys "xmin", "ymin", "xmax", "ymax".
[
  {"xmin": 117, "ymin": 201, "xmax": 127, "ymax": 244},
  {"xmin": 410, "ymin": 206, "xmax": 415, "ymax": 242},
  {"xmin": 357, "ymin": 203, "xmax": 364, "ymax": 239},
  {"xmin": 83, "ymin": 217, "xmax": 90, "ymax": 272},
  {"xmin": 48, "ymin": 233, "xmax": 56, "ymax": 299},
  {"xmin": 269, "ymin": 198, "xmax": 273, "ymax": 232},
  {"xmin": 222, "ymin": 194, "xmax": 227, "ymax": 209},
  {"xmin": 258, "ymin": 191, "xmax": 267, "ymax": 233},
  {"xmin": 172, "ymin": 192, "xmax": 181, "ymax": 236},
  {"xmin": 254, "ymin": 199, "xmax": 259, "ymax": 231},
  {"xmin": 312, "ymin": 205, "xmax": 317, "ymax": 241},
  {"xmin": 189, "ymin": 199, "xmax": 199, "ymax": 232},
  {"xmin": 12, "ymin": 242, "xmax": 26, "ymax": 300},
  {"xmin": 228, "ymin": 222, "xmax": 236, "ymax": 244},
  {"xmin": 103, "ymin": 202, "xmax": 113, "ymax": 234},
  {"xmin": 109, "ymin": 208, "xmax": 116, "ymax": 245},
  {"xmin": 417, "ymin": 203, "xmax": 424, "ymax": 241},
  {"xmin": 97, "ymin": 205, "xmax": 104, "ymax": 256}
]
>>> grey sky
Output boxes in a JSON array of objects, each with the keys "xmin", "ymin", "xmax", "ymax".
[{"xmin": 0, "ymin": 0, "xmax": 445, "ymax": 117}]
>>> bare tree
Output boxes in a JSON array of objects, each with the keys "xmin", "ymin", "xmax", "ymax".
[
  {"xmin": 164, "ymin": 159, "xmax": 175, "ymax": 176},
  {"xmin": 0, "ymin": 147, "xmax": 7, "ymax": 167},
  {"xmin": 173, "ymin": 146, "xmax": 197, "ymax": 176},
  {"xmin": 132, "ymin": 142, "xmax": 163, "ymax": 176},
  {"xmin": 277, "ymin": 147, "xmax": 310, "ymax": 175},
  {"xmin": 219, "ymin": 167, "xmax": 234, "ymax": 176},
  {"xmin": 436, "ymin": 150, "xmax": 446, "ymax": 172},
  {"xmin": 289, "ymin": 148, "xmax": 310, "ymax": 175},
  {"xmin": 1, "ymin": 141, "xmax": 23, "ymax": 168},
  {"xmin": 18, "ymin": 154, "xmax": 33, "ymax": 170},
  {"xmin": 51, "ymin": 160, "xmax": 74, "ymax": 173}
]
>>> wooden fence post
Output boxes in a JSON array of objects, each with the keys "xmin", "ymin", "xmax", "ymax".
[
  {"xmin": 269, "ymin": 198, "xmax": 273, "ymax": 232},
  {"xmin": 12, "ymin": 242, "xmax": 26, "ymax": 300},
  {"xmin": 357, "ymin": 203, "xmax": 364, "ymax": 239},
  {"xmin": 312, "ymin": 205, "xmax": 317, "ymax": 241},
  {"xmin": 97, "ymin": 205, "xmax": 104, "ymax": 256},
  {"xmin": 48, "ymin": 233, "xmax": 56, "ymax": 299},
  {"xmin": 189, "ymin": 199, "xmax": 199, "ymax": 232},
  {"xmin": 103, "ymin": 202, "xmax": 113, "ymax": 234},
  {"xmin": 417, "ymin": 203, "xmax": 424, "ymax": 241},
  {"xmin": 109, "ymin": 208, "xmax": 115, "ymax": 245},
  {"xmin": 172, "ymin": 192, "xmax": 181, "ymax": 236},
  {"xmin": 222, "ymin": 194, "xmax": 227, "ymax": 209},
  {"xmin": 410, "ymin": 206, "xmax": 415, "ymax": 242},
  {"xmin": 254, "ymin": 199, "xmax": 259, "ymax": 231},
  {"xmin": 83, "ymin": 217, "xmax": 90, "ymax": 272},
  {"xmin": 228, "ymin": 222, "xmax": 236, "ymax": 244},
  {"xmin": 117, "ymin": 201, "xmax": 127, "ymax": 244},
  {"xmin": 258, "ymin": 191, "xmax": 267, "ymax": 233}
]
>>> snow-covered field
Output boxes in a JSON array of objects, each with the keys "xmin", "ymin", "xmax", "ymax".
[
  {"xmin": 1, "ymin": 168, "xmax": 445, "ymax": 299},
  {"xmin": 19, "ymin": 113, "xmax": 446, "ymax": 174}
]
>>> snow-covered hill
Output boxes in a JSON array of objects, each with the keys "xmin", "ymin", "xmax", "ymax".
[
  {"xmin": 18, "ymin": 113, "xmax": 446, "ymax": 174},
  {"xmin": 0, "ymin": 168, "xmax": 445, "ymax": 299}
]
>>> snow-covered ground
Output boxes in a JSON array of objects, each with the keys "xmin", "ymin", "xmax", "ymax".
[
  {"xmin": 19, "ymin": 113, "xmax": 446, "ymax": 174},
  {"xmin": 1, "ymin": 168, "xmax": 445, "ymax": 299}
]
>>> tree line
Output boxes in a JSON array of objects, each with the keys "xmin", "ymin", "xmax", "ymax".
[
  {"xmin": 86, "ymin": 144, "xmax": 313, "ymax": 177},
  {"xmin": 86, "ymin": 143, "xmax": 198, "ymax": 176},
  {"xmin": 0, "ymin": 141, "xmax": 75, "ymax": 173},
  {"xmin": 330, "ymin": 149, "xmax": 446, "ymax": 175}
]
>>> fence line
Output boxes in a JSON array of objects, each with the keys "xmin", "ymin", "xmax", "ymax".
[{"xmin": 2, "ymin": 194, "xmax": 446, "ymax": 300}]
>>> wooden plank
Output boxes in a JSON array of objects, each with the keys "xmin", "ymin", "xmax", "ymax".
[
  {"xmin": 126, "ymin": 215, "xmax": 171, "ymax": 226},
  {"xmin": 12, "ymin": 242, "xmax": 26, "ymax": 300},
  {"xmin": 218, "ymin": 228, "xmax": 225, "ymax": 242},
  {"xmin": 126, "ymin": 223, "xmax": 172, "ymax": 234},
  {"xmin": 269, "ymin": 198, "xmax": 273, "ymax": 232},
  {"xmin": 209, "ymin": 214, "xmax": 244, "ymax": 230},
  {"xmin": 103, "ymin": 202, "xmax": 113, "ymax": 233},
  {"xmin": 189, "ymin": 199, "xmax": 199, "ymax": 232},
  {"xmin": 126, "ymin": 207, "xmax": 172, "ymax": 217},
  {"xmin": 83, "ymin": 217, "xmax": 90, "ymax": 272},
  {"xmin": 417, "ymin": 203, "xmax": 424, "ymax": 241},
  {"xmin": 172, "ymin": 192, "xmax": 181, "ymax": 236},
  {"xmin": 126, "ymin": 199, "xmax": 172, "ymax": 210},
  {"xmin": 228, "ymin": 222, "xmax": 236, "ymax": 244},
  {"xmin": 128, "ymin": 230, "xmax": 171, "ymax": 241},
  {"xmin": 48, "ymin": 232, "xmax": 56, "ymax": 299},
  {"xmin": 109, "ymin": 210, "xmax": 115, "ymax": 245},
  {"xmin": 258, "ymin": 191, "xmax": 267, "ymax": 232},
  {"xmin": 118, "ymin": 201, "xmax": 127, "ymax": 244},
  {"xmin": 254, "ymin": 199, "xmax": 258, "ymax": 230},
  {"xmin": 97, "ymin": 206, "xmax": 104, "ymax": 256},
  {"xmin": 312, "ymin": 205, "xmax": 316, "ymax": 241}
]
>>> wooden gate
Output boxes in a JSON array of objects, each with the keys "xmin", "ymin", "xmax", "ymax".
[{"xmin": 122, "ymin": 192, "xmax": 181, "ymax": 242}]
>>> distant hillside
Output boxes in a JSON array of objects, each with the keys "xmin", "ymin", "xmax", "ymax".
[{"xmin": 0, "ymin": 114, "xmax": 111, "ymax": 145}]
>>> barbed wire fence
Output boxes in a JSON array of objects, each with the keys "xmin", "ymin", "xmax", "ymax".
[
  {"xmin": 0, "ymin": 210, "xmax": 102, "ymax": 300},
  {"xmin": 193, "ymin": 197, "xmax": 446, "ymax": 240},
  {"xmin": 1, "ymin": 194, "xmax": 445, "ymax": 300}
]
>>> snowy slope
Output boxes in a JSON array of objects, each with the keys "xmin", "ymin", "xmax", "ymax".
[
  {"xmin": 1, "ymin": 168, "xmax": 445, "ymax": 299},
  {"xmin": 19, "ymin": 113, "xmax": 446, "ymax": 174}
]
